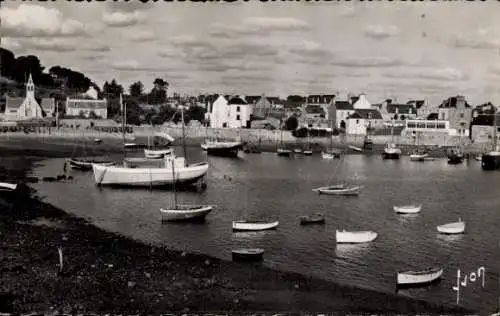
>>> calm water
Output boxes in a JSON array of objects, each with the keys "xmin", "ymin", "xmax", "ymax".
[{"xmin": 31, "ymin": 149, "xmax": 500, "ymax": 312}]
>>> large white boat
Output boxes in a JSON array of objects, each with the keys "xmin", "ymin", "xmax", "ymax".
[
  {"xmin": 382, "ymin": 143, "xmax": 402, "ymax": 160},
  {"xmin": 336, "ymin": 230, "xmax": 377, "ymax": 244},
  {"xmin": 437, "ymin": 218, "xmax": 465, "ymax": 234},
  {"xmin": 397, "ymin": 267, "xmax": 443, "ymax": 287}
]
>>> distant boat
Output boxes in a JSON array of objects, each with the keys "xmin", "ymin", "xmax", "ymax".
[
  {"xmin": 437, "ymin": 218, "xmax": 465, "ymax": 234},
  {"xmin": 475, "ymin": 155, "xmax": 483, "ymax": 161},
  {"xmin": 303, "ymin": 149, "xmax": 313, "ymax": 156},
  {"xmin": 321, "ymin": 151, "xmax": 340, "ymax": 160},
  {"xmin": 67, "ymin": 158, "xmax": 114, "ymax": 171},
  {"xmin": 447, "ymin": 147, "xmax": 464, "ymax": 165},
  {"xmin": 397, "ymin": 267, "xmax": 443, "ymax": 287},
  {"xmin": 382, "ymin": 143, "xmax": 402, "ymax": 160},
  {"xmin": 393, "ymin": 204, "xmax": 422, "ymax": 214},
  {"xmin": 300, "ymin": 213, "xmax": 325, "ymax": 225},
  {"xmin": 231, "ymin": 248, "xmax": 264, "ymax": 261},
  {"xmin": 232, "ymin": 220, "xmax": 279, "ymax": 232},
  {"xmin": 336, "ymin": 230, "xmax": 377, "ymax": 244},
  {"xmin": 482, "ymin": 111, "xmax": 500, "ymax": 170},
  {"xmin": 348, "ymin": 145, "xmax": 363, "ymax": 152},
  {"xmin": 312, "ymin": 185, "xmax": 363, "ymax": 196},
  {"xmin": 93, "ymin": 138, "xmax": 102, "ymax": 144},
  {"xmin": 409, "ymin": 152, "xmax": 429, "ymax": 161},
  {"xmin": 0, "ymin": 182, "xmax": 17, "ymax": 191},
  {"xmin": 124, "ymin": 142, "xmax": 139, "ymax": 149},
  {"xmin": 277, "ymin": 148, "xmax": 292, "ymax": 157},
  {"xmin": 145, "ymin": 148, "xmax": 174, "ymax": 159},
  {"xmin": 145, "ymin": 132, "xmax": 175, "ymax": 159},
  {"xmin": 160, "ymin": 205, "xmax": 213, "ymax": 222},
  {"xmin": 294, "ymin": 148, "xmax": 303, "ymax": 154},
  {"xmin": 201, "ymin": 140, "xmax": 243, "ymax": 158}
]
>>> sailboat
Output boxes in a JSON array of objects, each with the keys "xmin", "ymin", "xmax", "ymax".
[
  {"xmin": 304, "ymin": 129, "xmax": 313, "ymax": 155},
  {"xmin": 201, "ymin": 124, "xmax": 243, "ymax": 158},
  {"xmin": 144, "ymin": 128, "xmax": 175, "ymax": 159},
  {"xmin": 321, "ymin": 121, "xmax": 340, "ymax": 159},
  {"xmin": 91, "ymin": 100, "xmax": 209, "ymax": 188},
  {"xmin": 409, "ymin": 131, "xmax": 432, "ymax": 161},
  {"xmin": 276, "ymin": 124, "xmax": 291, "ymax": 157},
  {"xmin": 447, "ymin": 144, "xmax": 464, "ymax": 165},
  {"xmin": 159, "ymin": 159, "xmax": 213, "ymax": 222},
  {"xmin": 66, "ymin": 131, "xmax": 114, "ymax": 171},
  {"xmin": 482, "ymin": 110, "xmax": 500, "ymax": 170},
  {"xmin": 313, "ymin": 144, "xmax": 363, "ymax": 196},
  {"xmin": 382, "ymin": 118, "xmax": 402, "ymax": 159}
]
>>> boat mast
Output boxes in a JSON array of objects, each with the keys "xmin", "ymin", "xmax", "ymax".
[
  {"xmin": 171, "ymin": 159, "xmax": 177, "ymax": 209},
  {"xmin": 120, "ymin": 93, "xmax": 126, "ymax": 162},
  {"xmin": 180, "ymin": 106, "xmax": 188, "ymax": 166},
  {"xmin": 493, "ymin": 108, "xmax": 498, "ymax": 151},
  {"xmin": 330, "ymin": 120, "xmax": 333, "ymax": 151}
]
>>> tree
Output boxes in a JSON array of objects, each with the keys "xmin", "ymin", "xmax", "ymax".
[
  {"xmin": 88, "ymin": 111, "xmax": 99, "ymax": 119},
  {"xmin": 285, "ymin": 115, "xmax": 299, "ymax": 131},
  {"xmin": 153, "ymin": 78, "xmax": 168, "ymax": 90},
  {"xmin": 129, "ymin": 81, "xmax": 144, "ymax": 97},
  {"xmin": 102, "ymin": 79, "xmax": 124, "ymax": 98},
  {"xmin": 148, "ymin": 78, "xmax": 168, "ymax": 105},
  {"xmin": 49, "ymin": 66, "xmax": 93, "ymax": 92},
  {"xmin": 13, "ymin": 55, "xmax": 44, "ymax": 84},
  {"xmin": 186, "ymin": 105, "xmax": 206, "ymax": 123}
]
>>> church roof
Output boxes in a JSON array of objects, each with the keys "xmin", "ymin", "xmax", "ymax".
[{"xmin": 5, "ymin": 97, "xmax": 24, "ymax": 109}]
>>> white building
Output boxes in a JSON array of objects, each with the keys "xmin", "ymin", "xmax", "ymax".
[
  {"xmin": 345, "ymin": 109, "xmax": 384, "ymax": 135},
  {"xmin": 352, "ymin": 93, "xmax": 372, "ymax": 110},
  {"xmin": 65, "ymin": 97, "xmax": 108, "ymax": 119},
  {"xmin": 3, "ymin": 74, "xmax": 55, "ymax": 121},
  {"xmin": 332, "ymin": 101, "xmax": 355, "ymax": 129},
  {"xmin": 208, "ymin": 95, "xmax": 229, "ymax": 128},
  {"xmin": 227, "ymin": 95, "xmax": 252, "ymax": 128},
  {"xmin": 85, "ymin": 86, "xmax": 98, "ymax": 99}
]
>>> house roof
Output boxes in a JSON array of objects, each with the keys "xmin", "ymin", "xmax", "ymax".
[
  {"xmin": 5, "ymin": 97, "xmax": 24, "ymax": 109},
  {"xmin": 438, "ymin": 96, "xmax": 471, "ymax": 108},
  {"xmin": 335, "ymin": 101, "xmax": 353, "ymax": 110},
  {"xmin": 387, "ymin": 103, "xmax": 416, "ymax": 114},
  {"xmin": 305, "ymin": 104, "xmax": 325, "ymax": 114},
  {"xmin": 407, "ymin": 100, "xmax": 425, "ymax": 109},
  {"xmin": 471, "ymin": 113, "xmax": 500, "ymax": 126},
  {"xmin": 228, "ymin": 96, "xmax": 247, "ymax": 105},
  {"xmin": 348, "ymin": 109, "xmax": 382, "ymax": 120},
  {"xmin": 306, "ymin": 94, "xmax": 335, "ymax": 104},
  {"xmin": 245, "ymin": 96, "xmax": 261, "ymax": 104},
  {"xmin": 427, "ymin": 113, "xmax": 438, "ymax": 120}
]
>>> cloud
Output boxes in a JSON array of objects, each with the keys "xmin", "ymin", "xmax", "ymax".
[
  {"xmin": 363, "ymin": 24, "xmax": 400, "ymax": 39},
  {"xmin": 14, "ymin": 38, "xmax": 111, "ymax": 53},
  {"xmin": 107, "ymin": 1, "xmax": 155, "ymax": 13},
  {"xmin": 102, "ymin": 11, "xmax": 145, "ymax": 27},
  {"xmin": 111, "ymin": 60, "xmax": 175, "ymax": 72},
  {"xmin": 0, "ymin": 4, "xmax": 89, "ymax": 38},
  {"xmin": 209, "ymin": 17, "xmax": 309, "ymax": 39},
  {"xmin": 453, "ymin": 27, "xmax": 500, "ymax": 49},
  {"xmin": 332, "ymin": 56, "xmax": 403, "ymax": 68},
  {"xmin": 383, "ymin": 67, "xmax": 468, "ymax": 81},
  {"xmin": 127, "ymin": 30, "xmax": 156, "ymax": 42}
]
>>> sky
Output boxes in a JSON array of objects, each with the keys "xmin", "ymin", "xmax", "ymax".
[{"xmin": 1, "ymin": 1, "xmax": 500, "ymax": 106}]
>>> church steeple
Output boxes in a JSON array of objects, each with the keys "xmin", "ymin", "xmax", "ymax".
[{"xmin": 26, "ymin": 73, "xmax": 35, "ymax": 99}]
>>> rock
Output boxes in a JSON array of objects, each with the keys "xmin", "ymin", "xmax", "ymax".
[{"xmin": 127, "ymin": 281, "xmax": 136, "ymax": 288}]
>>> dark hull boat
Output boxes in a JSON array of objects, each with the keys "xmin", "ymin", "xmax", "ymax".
[
  {"xmin": 447, "ymin": 154, "xmax": 464, "ymax": 165},
  {"xmin": 202, "ymin": 141, "xmax": 243, "ymax": 158},
  {"xmin": 67, "ymin": 158, "xmax": 114, "ymax": 171},
  {"xmin": 482, "ymin": 152, "xmax": 500, "ymax": 170},
  {"xmin": 231, "ymin": 248, "xmax": 264, "ymax": 262}
]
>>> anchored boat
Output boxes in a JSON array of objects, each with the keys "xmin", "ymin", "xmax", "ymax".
[{"xmin": 397, "ymin": 267, "xmax": 443, "ymax": 288}]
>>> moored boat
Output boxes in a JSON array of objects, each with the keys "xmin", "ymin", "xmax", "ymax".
[
  {"xmin": 201, "ymin": 140, "xmax": 243, "ymax": 158},
  {"xmin": 231, "ymin": 248, "xmax": 264, "ymax": 261},
  {"xmin": 294, "ymin": 148, "xmax": 303, "ymax": 154},
  {"xmin": 396, "ymin": 267, "xmax": 443, "ymax": 287},
  {"xmin": 232, "ymin": 220, "xmax": 279, "ymax": 232},
  {"xmin": 447, "ymin": 148, "xmax": 464, "ymax": 165},
  {"xmin": 382, "ymin": 143, "xmax": 402, "ymax": 160},
  {"xmin": 0, "ymin": 182, "xmax": 17, "ymax": 191},
  {"xmin": 277, "ymin": 148, "xmax": 292, "ymax": 157},
  {"xmin": 303, "ymin": 149, "xmax": 313, "ymax": 156},
  {"xmin": 144, "ymin": 148, "xmax": 174, "ymax": 159},
  {"xmin": 336, "ymin": 230, "xmax": 377, "ymax": 244},
  {"xmin": 437, "ymin": 218, "xmax": 465, "ymax": 234},
  {"xmin": 160, "ymin": 205, "xmax": 213, "ymax": 222},
  {"xmin": 300, "ymin": 213, "xmax": 325, "ymax": 225},
  {"xmin": 482, "ymin": 150, "xmax": 500, "ymax": 170},
  {"xmin": 393, "ymin": 204, "xmax": 422, "ymax": 214},
  {"xmin": 312, "ymin": 185, "xmax": 363, "ymax": 196},
  {"xmin": 409, "ymin": 152, "xmax": 429, "ymax": 161},
  {"xmin": 67, "ymin": 158, "xmax": 115, "ymax": 171},
  {"xmin": 348, "ymin": 145, "xmax": 363, "ymax": 152},
  {"xmin": 321, "ymin": 151, "xmax": 340, "ymax": 160}
]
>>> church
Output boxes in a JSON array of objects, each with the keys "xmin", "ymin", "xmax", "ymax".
[{"xmin": 3, "ymin": 74, "xmax": 55, "ymax": 121}]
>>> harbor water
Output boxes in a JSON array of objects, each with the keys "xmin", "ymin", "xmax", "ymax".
[{"xmin": 31, "ymin": 148, "xmax": 500, "ymax": 313}]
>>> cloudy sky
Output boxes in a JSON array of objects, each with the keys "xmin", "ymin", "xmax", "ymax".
[{"xmin": 1, "ymin": 1, "xmax": 500, "ymax": 105}]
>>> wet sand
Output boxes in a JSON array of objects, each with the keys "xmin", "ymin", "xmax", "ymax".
[{"xmin": 0, "ymin": 143, "xmax": 477, "ymax": 314}]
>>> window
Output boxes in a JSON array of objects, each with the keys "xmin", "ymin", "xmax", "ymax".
[
  {"xmin": 237, "ymin": 106, "xmax": 240, "ymax": 112},
  {"xmin": 460, "ymin": 113, "xmax": 464, "ymax": 118},
  {"xmin": 236, "ymin": 115, "xmax": 240, "ymax": 120},
  {"xmin": 356, "ymin": 119, "xmax": 359, "ymax": 124}
]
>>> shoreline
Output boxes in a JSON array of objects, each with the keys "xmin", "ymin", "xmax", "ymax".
[
  {"xmin": 0, "ymin": 148, "xmax": 479, "ymax": 313},
  {"xmin": 0, "ymin": 132, "xmax": 480, "ymax": 158}
]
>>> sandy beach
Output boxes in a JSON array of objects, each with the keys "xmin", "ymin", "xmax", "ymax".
[{"xmin": 0, "ymin": 139, "xmax": 479, "ymax": 314}]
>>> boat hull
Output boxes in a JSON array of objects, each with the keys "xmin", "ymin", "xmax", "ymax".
[
  {"xmin": 92, "ymin": 162, "xmax": 209, "ymax": 187},
  {"xmin": 232, "ymin": 221, "xmax": 279, "ymax": 231},
  {"xmin": 300, "ymin": 217, "xmax": 325, "ymax": 225},
  {"xmin": 67, "ymin": 158, "xmax": 114, "ymax": 171},
  {"xmin": 232, "ymin": 249, "xmax": 264, "ymax": 262},
  {"xmin": 313, "ymin": 185, "xmax": 363, "ymax": 196},
  {"xmin": 202, "ymin": 142, "xmax": 243, "ymax": 158},
  {"xmin": 382, "ymin": 148, "xmax": 401, "ymax": 160},
  {"xmin": 481, "ymin": 153, "xmax": 500, "ymax": 170},
  {"xmin": 303, "ymin": 150, "xmax": 313, "ymax": 156},
  {"xmin": 277, "ymin": 149, "xmax": 292, "ymax": 157},
  {"xmin": 144, "ymin": 148, "xmax": 174, "ymax": 159},
  {"xmin": 437, "ymin": 222, "xmax": 465, "ymax": 234},
  {"xmin": 447, "ymin": 154, "xmax": 464, "ymax": 165},
  {"xmin": 397, "ymin": 268, "xmax": 443, "ymax": 287},
  {"xmin": 336, "ymin": 230, "xmax": 378, "ymax": 243},
  {"xmin": 321, "ymin": 152, "xmax": 340, "ymax": 160},
  {"xmin": 393, "ymin": 205, "xmax": 422, "ymax": 214},
  {"xmin": 409, "ymin": 154, "xmax": 428, "ymax": 162},
  {"xmin": 160, "ymin": 205, "xmax": 213, "ymax": 222}
]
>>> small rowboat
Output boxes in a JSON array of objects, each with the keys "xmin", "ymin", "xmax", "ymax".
[
  {"xmin": 393, "ymin": 204, "xmax": 422, "ymax": 214},
  {"xmin": 277, "ymin": 148, "xmax": 292, "ymax": 157},
  {"xmin": 397, "ymin": 267, "xmax": 443, "ymax": 287},
  {"xmin": 93, "ymin": 138, "xmax": 102, "ymax": 144},
  {"xmin": 67, "ymin": 158, "xmax": 114, "ymax": 171},
  {"xmin": 300, "ymin": 213, "xmax": 325, "ymax": 225},
  {"xmin": 321, "ymin": 151, "xmax": 340, "ymax": 160},
  {"xmin": 160, "ymin": 205, "xmax": 213, "ymax": 222},
  {"xmin": 144, "ymin": 148, "xmax": 174, "ymax": 159},
  {"xmin": 336, "ymin": 230, "xmax": 377, "ymax": 244},
  {"xmin": 437, "ymin": 218, "xmax": 465, "ymax": 234},
  {"xmin": 303, "ymin": 150, "xmax": 313, "ymax": 156},
  {"xmin": 232, "ymin": 248, "xmax": 264, "ymax": 261},
  {"xmin": 313, "ymin": 185, "xmax": 363, "ymax": 196},
  {"xmin": 348, "ymin": 145, "xmax": 363, "ymax": 152},
  {"xmin": 294, "ymin": 148, "xmax": 303, "ymax": 154},
  {"xmin": 232, "ymin": 220, "xmax": 279, "ymax": 232},
  {"xmin": 0, "ymin": 182, "xmax": 17, "ymax": 191}
]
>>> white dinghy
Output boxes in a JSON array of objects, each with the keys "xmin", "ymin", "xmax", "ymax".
[
  {"xmin": 393, "ymin": 204, "xmax": 422, "ymax": 214},
  {"xmin": 397, "ymin": 267, "xmax": 443, "ymax": 287},
  {"xmin": 232, "ymin": 220, "xmax": 279, "ymax": 232},
  {"xmin": 160, "ymin": 205, "xmax": 213, "ymax": 222},
  {"xmin": 336, "ymin": 230, "xmax": 378, "ymax": 244},
  {"xmin": 144, "ymin": 148, "xmax": 174, "ymax": 159},
  {"xmin": 437, "ymin": 217, "xmax": 465, "ymax": 234},
  {"xmin": 313, "ymin": 185, "xmax": 363, "ymax": 196},
  {"xmin": 0, "ymin": 182, "xmax": 17, "ymax": 191}
]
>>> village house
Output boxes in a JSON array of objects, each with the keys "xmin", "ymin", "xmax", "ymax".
[
  {"xmin": 65, "ymin": 96, "xmax": 107, "ymax": 119},
  {"xmin": 3, "ymin": 74, "xmax": 55, "ymax": 121},
  {"xmin": 252, "ymin": 95, "xmax": 279, "ymax": 120},
  {"xmin": 298, "ymin": 94, "xmax": 336, "ymax": 129},
  {"xmin": 207, "ymin": 95, "xmax": 228, "ymax": 128},
  {"xmin": 329, "ymin": 100, "xmax": 355, "ymax": 129},
  {"xmin": 470, "ymin": 103, "xmax": 500, "ymax": 143},
  {"xmin": 345, "ymin": 94, "xmax": 384, "ymax": 135},
  {"xmin": 377, "ymin": 99, "xmax": 419, "ymax": 122},
  {"xmin": 437, "ymin": 95, "xmax": 472, "ymax": 136},
  {"xmin": 207, "ymin": 94, "xmax": 252, "ymax": 128}
]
